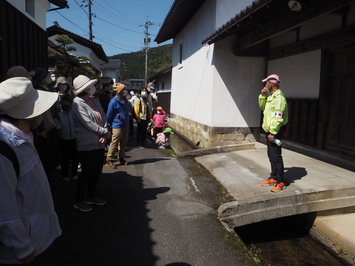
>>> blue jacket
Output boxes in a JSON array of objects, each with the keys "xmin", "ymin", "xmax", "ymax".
[{"xmin": 106, "ymin": 96, "xmax": 129, "ymax": 129}]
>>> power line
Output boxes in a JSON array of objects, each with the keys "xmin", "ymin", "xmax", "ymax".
[
  {"xmin": 94, "ymin": 1, "xmax": 138, "ymax": 27},
  {"xmin": 101, "ymin": 0, "xmax": 141, "ymax": 25},
  {"xmin": 95, "ymin": 16, "xmax": 143, "ymax": 34},
  {"xmin": 55, "ymin": 10, "xmax": 89, "ymax": 34},
  {"xmin": 54, "ymin": 11, "xmax": 136, "ymax": 53}
]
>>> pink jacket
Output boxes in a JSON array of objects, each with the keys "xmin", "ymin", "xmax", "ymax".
[
  {"xmin": 155, "ymin": 132, "xmax": 168, "ymax": 147},
  {"xmin": 152, "ymin": 111, "xmax": 166, "ymax": 128}
]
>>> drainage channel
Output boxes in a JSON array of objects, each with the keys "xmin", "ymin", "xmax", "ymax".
[{"xmin": 169, "ymin": 133, "xmax": 349, "ymax": 266}]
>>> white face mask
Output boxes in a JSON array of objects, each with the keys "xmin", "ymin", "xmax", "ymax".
[
  {"xmin": 88, "ymin": 85, "xmax": 96, "ymax": 96},
  {"xmin": 141, "ymin": 92, "xmax": 148, "ymax": 98}
]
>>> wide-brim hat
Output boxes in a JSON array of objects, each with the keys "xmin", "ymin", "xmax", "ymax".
[
  {"xmin": 113, "ymin": 83, "xmax": 126, "ymax": 94},
  {"xmin": 31, "ymin": 67, "xmax": 53, "ymax": 87},
  {"xmin": 163, "ymin": 127, "xmax": 174, "ymax": 134},
  {"xmin": 0, "ymin": 77, "xmax": 58, "ymax": 119},
  {"xmin": 262, "ymin": 74, "xmax": 280, "ymax": 84},
  {"xmin": 73, "ymin": 75, "xmax": 97, "ymax": 95},
  {"xmin": 6, "ymin": 66, "xmax": 35, "ymax": 79},
  {"xmin": 54, "ymin": 76, "xmax": 68, "ymax": 88}
]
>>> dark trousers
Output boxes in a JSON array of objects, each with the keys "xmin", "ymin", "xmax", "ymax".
[
  {"xmin": 76, "ymin": 149, "xmax": 105, "ymax": 202},
  {"xmin": 60, "ymin": 138, "xmax": 79, "ymax": 177},
  {"xmin": 137, "ymin": 119, "xmax": 148, "ymax": 145},
  {"xmin": 154, "ymin": 127, "xmax": 163, "ymax": 139},
  {"xmin": 36, "ymin": 128, "xmax": 57, "ymax": 177},
  {"xmin": 265, "ymin": 127, "xmax": 286, "ymax": 182},
  {"xmin": 129, "ymin": 118, "xmax": 134, "ymax": 137}
]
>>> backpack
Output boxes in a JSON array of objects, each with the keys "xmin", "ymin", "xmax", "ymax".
[{"xmin": 0, "ymin": 140, "xmax": 20, "ymax": 178}]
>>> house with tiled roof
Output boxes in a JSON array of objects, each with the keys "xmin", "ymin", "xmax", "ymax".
[
  {"xmin": 155, "ymin": 0, "xmax": 355, "ymax": 157},
  {"xmin": 99, "ymin": 59, "xmax": 121, "ymax": 84},
  {"xmin": 47, "ymin": 24, "xmax": 108, "ymax": 74}
]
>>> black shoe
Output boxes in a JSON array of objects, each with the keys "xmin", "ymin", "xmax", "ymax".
[{"xmin": 74, "ymin": 201, "xmax": 92, "ymax": 212}]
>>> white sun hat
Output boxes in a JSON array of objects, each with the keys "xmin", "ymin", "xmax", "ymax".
[
  {"xmin": 73, "ymin": 75, "xmax": 97, "ymax": 95},
  {"xmin": 0, "ymin": 77, "xmax": 58, "ymax": 119}
]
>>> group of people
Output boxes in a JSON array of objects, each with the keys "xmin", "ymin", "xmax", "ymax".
[
  {"xmin": 0, "ymin": 62, "xmax": 289, "ymax": 264},
  {"xmin": 0, "ymin": 66, "xmax": 174, "ymax": 264}
]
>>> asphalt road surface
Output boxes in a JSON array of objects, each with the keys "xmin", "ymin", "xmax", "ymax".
[{"xmin": 35, "ymin": 139, "xmax": 248, "ymax": 266}]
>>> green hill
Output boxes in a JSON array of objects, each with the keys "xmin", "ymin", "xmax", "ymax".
[{"xmin": 109, "ymin": 44, "xmax": 172, "ymax": 81}]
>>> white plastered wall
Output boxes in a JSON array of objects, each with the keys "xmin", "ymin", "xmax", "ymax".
[
  {"xmin": 171, "ymin": 0, "xmax": 263, "ymax": 128},
  {"xmin": 8, "ymin": 0, "xmax": 49, "ymax": 29},
  {"xmin": 171, "ymin": 0, "xmax": 216, "ymax": 126},
  {"xmin": 267, "ymin": 51, "xmax": 321, "ymax": 99},
  {"xmin": 212, "ymin": 38, "xmax": 265, "ymax": 127}
]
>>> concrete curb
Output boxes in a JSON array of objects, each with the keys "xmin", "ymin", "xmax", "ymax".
[{"xmin": 175, "ymin": 143, "xmax": 255, "ymax": 158}]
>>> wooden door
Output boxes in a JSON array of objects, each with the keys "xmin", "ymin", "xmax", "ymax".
[{"xmin": 326, "ymin": 47, "xmax": 355, "ymax": 156}]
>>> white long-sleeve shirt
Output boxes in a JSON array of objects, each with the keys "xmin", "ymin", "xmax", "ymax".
[{"xmin": 0, "ymin": 123, "xmax": 62, "ymax": 264}]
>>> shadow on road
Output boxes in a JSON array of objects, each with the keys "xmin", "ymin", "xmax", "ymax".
[{"xmin": 36, "ymin": 169, "xmax": 170, "ymax": 266}]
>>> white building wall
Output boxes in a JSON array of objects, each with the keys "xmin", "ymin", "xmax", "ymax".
[
  {"xmin": 268, "ymin": 50, "xmax": 321, "ymax": 99},
  {"xmin": 171, "ymin": 0, "xmax": 264, "ymax": 128},
  {"xmin": 102, "ymin": 69, "xmax": 120, "ymax": 83},
  {"xmin": 7, "ymin": 0, "xmax": 49, "ymax": 29},
  {"xmin": 156, "ymin": 71, "xmax": 171, "ymax": 92},
  {"xmin": 49, "ymin": 35, "xmax": 101, "ymax": 70},
  {"xmin": 212, "ymin": 38, "xmax": 265, "ymax": 127},
  {"xmin": 171, "ymin": 0, "xmax": 216, "ymax": 126}
]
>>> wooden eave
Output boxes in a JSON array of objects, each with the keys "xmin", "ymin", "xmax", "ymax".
[
  {"xmin": 202, "ymin": 0, "xmax": 354, "ymax": 58},
  {"xmin": 155, "ymin": 0, "xmax": 206, "ymax": 44}
]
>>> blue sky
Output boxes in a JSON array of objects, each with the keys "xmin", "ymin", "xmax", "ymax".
[{"xmin": 46, "ymin": 0, "xmax": 174, "ymax": 56}]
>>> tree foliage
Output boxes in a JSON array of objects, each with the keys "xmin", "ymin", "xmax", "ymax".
[
  {"xmin": 109, "ymin": 44, "xmax": 172, "ymax": 81},
  {"xmin": 48, "ymin": 34, "xmax": 96, "ymax": 79}
]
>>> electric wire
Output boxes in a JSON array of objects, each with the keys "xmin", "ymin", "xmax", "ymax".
[
  {"xmin": 101, "ymin": 0, "xmax": 142, "ymax": 25},
  {"xmin": 54, "ymin": 11, "xmax": 136, "ymax": 53},
  {"xmin": 93, "ymin": 1, "xmax": 138, "ymax": 27}
]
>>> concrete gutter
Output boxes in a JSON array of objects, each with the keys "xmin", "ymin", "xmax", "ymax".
[
  {"xmin": 193, "ymin": 141, "xmax": 355, "ymax": 264},
  {"xmin": 175, "ymin": 143, "xmax": 255, "ymax": 158}
]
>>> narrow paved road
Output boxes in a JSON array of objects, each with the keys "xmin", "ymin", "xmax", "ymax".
[{"xmin": 36, "ymin": 139, "xmax": 248, "ymax": 266}]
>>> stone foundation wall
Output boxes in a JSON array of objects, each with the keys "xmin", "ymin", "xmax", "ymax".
[{"xmin": 167, "ymin": 113, "xmax": 260, "ymax": 148}]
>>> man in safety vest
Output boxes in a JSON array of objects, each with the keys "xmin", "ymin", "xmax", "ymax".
[{"xmin": 258, "ymin": 74, "xmax": 288, "ymax": 192}]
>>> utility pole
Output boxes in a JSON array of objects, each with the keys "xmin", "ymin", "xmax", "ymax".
[
  {"xmin": 141, "ymin": 17, "xmax": 153, "ymax": 83},
  {"xmin": 81, "ymin": 0, "xmax": 94, "ymax": 41},
  {"xmin": 88, "ymin": 0, "xmax": 93, "ymax": 41}
]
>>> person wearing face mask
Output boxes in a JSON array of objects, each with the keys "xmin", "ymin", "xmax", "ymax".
[
  {"xmin": 152, "ymin": 106, "xmax": 166, "ymax": 140},
  {"xmin": 99, "ymin": 85, "xmax": 113, "ymax": 114},
  {"xmin": 105, "ymin": 83, "xmax": 130, "ymax": 168},
  {"xmin": 54, "ymin": 76, "xmax": 71, "ymax": 100},
  {"xmin": 31, "ymin": 68, "xmax": 61, "ymax": 182},
  {"xmin": 0, "ymin": 77, "xmax": 62, "ymax": 265},
  {"xmin": 71, "ymin": 75, "xmax": 111, "ymax": 212},
  {"xmin": 57, "ymin": 95, "xmax": 79, "ymax": 182},
  {"xmin": 258, "ymin": 74, "xmax": 289, "ymax": 192},
  {"xmin": 134, "ymin": 88, "xmax": 150, "ymax": 149}
]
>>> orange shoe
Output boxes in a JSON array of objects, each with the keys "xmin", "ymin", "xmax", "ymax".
[
  {"xmin": 260, "ymin": 178, "xmax": 277, "ymax": 187},
  {"xmin": 270, "ymin": 182, "xmax": 286, "ymax": 192}
]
